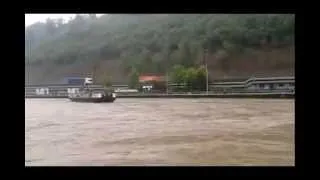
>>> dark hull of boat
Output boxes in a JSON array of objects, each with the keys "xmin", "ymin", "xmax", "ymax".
[{"xmin": 69, "ymin": 96, "xmax": 116, "ymax": 103}]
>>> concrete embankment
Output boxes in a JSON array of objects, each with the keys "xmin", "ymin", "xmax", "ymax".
[
  {"xmin": 26, "ymin": 96, "xmax": 67, "ymax": 98},
  {"xmin": 25, "ymin": 92, "xmax": 294, "ymax": 99},
  {"xmin": 117, "ymin": 93, "xmax": 294, "ymax": 99}
]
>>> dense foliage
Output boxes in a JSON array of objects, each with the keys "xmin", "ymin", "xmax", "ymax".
[
  {"xmin": 128, "ymin": 67, "xmax": 140, "ymax": 88},
  {"xmin": 25, "ymin": 14, "xmax": 294, "ymax": 77},
  {"xmin": 169, "ymin": 65, "xmax": 207, "ymax": 91},
  {"xmin": 102, "ymin": 73, "xmax": 112, "ymax": 87}
]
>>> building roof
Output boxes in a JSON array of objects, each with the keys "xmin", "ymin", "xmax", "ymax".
[
  {"xmin": 64, "ymin": 77, "xmax": 87, "ymax": 79},
  {"xmin": 139, "ymin": 75, "xmax": 165, "ymax": 82}
]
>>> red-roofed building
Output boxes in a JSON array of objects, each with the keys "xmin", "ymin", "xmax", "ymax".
[
  {"xmin": 139, "ymin": 74, "xmax": 165, "ymax": 82},
  {"xmin": 138, "ymin": 74, "xmax": 166, "ymax": 92}
]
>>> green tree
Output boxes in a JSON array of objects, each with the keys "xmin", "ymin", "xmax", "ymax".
[
  {"xmin": 169, "ymin": 65, "xmax": 207, "ymax": 91},
  {"xmin": 102, "ymin": 73, "xmax": 112, "ymax": 87},
  {"xmin": 103, "ymin": 76, "xmax": 112, "ymax": 87},
  {"xmin": 194, "ymin": 66, "xmax": 207, "ymax": 91},
  {"xmin": 129, "ymin": 67, "xmax": 140, "ymax": 89},
  {"xmin": 169, "ymin": 65, "xmax": 186, "ymax": 84},
  {"xmin": 179, "ymin": 42, "xmax": 194, "ymax": 67},
  {"xmin": 45, "ymin": 18, "xmax": 56, "ymax": 35}
]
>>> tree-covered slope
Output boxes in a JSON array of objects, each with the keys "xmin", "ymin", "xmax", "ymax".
[{"xmin": 25, "ymin": 14, "xmax": 295, "ymax": 84}]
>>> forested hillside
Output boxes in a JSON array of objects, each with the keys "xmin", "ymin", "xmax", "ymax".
[{"xmin": 25, "ymin": 14, "xmax": 295, "ymax": 85}]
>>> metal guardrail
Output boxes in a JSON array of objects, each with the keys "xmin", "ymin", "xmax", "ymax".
[
  {"xmin": 210, "ymin": 80, "xmax": 295, "ymax": 88},
  {"xmin": 25, "ymin": 91, "xmax": 294, "ymax": 99},
  {"xmin": 25, "ymin": 76, "xmax": 295, "ymax": 97},
  {"xmin": 25, "ymin": 76, "xmax": 295, "ymax": 88},
  {"xmin": 25, "ymin": 89, "xmax": 295, "ymax": 97},
  {"xmin": 211, "ymin": 76, "xmax": 294, "ymax": 86},
  {"xmin": 25, "ymin": 87, "xmax": 294, "ymax": 95}
]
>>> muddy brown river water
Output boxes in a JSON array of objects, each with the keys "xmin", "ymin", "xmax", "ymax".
[{"xmin": 25, "ymin": 98, "xmax": 294, "ymax": 166}]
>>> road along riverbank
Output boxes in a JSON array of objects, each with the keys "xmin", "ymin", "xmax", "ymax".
[{"xmin": 25, "ymin": 92, "xmax": 294, "ymax": 99}]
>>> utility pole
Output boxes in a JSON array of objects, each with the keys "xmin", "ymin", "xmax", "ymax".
[
  {"xmin": 92, "ymin": 62, "xmax": 97, "ymax": 84},
  {"xmin": 166, "ymin": 49, "xmax": 170, "ymax": 95},
  {"xmin": 166, "ymin": 71, "xmax": 168, "ymax": 94},
  {"xmin": 204, "ymin": 48, "xmax": 209, "ymax": 95},
  {"xmin": 27, "ymin": 34, "xmax": 31, "ymax": 86}
]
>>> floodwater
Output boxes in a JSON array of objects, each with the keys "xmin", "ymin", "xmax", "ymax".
[{"xmin": 25, "ymin": 98, "xmax": 294, "ymax": 166}]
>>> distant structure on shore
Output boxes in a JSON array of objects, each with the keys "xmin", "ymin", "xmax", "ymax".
[{"xmin": 25, "ymin": 76, "xmax": 294, "ymax": 97}]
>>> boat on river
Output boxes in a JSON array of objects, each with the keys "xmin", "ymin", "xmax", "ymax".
[
  {"xmin": 68, "ymin": 77, "xmax": 116, "ymax": 103},
  {"xmin": 68, "ymin": 88, "xmax": 116, "ymax": 103}
]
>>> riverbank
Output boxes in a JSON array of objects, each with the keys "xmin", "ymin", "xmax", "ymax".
[
  {"xmin": 118, "ymin": 93, "xmax": 294, "ymax": 99},
  {"xmin": 25, "ymin": 92, "xmax": 294, "ymax": 99}
]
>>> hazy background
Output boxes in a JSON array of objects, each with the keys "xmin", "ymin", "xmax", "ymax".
[{"xmin": 25, "ymin": 14, "xmax": 105, "ymax": 27}]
